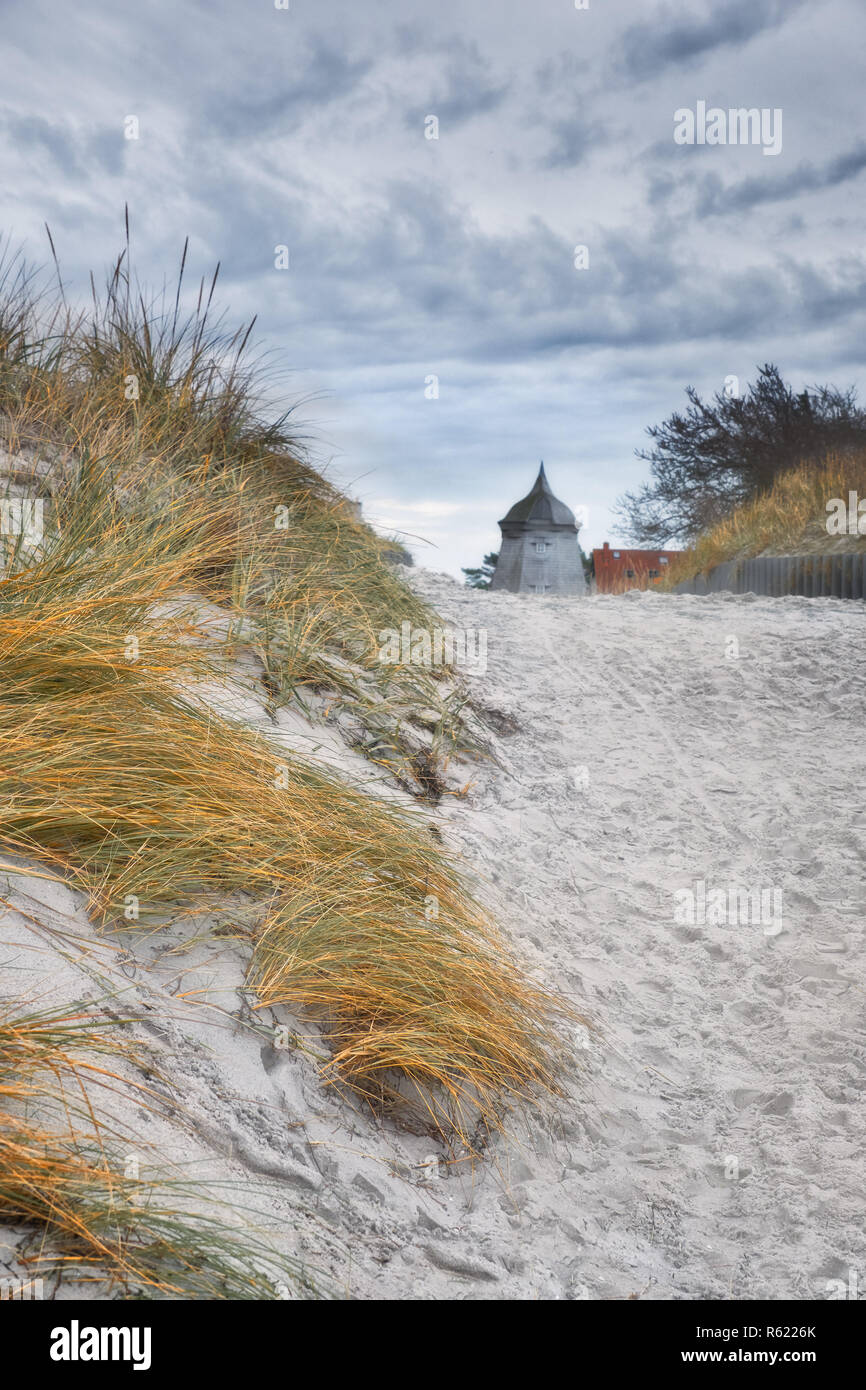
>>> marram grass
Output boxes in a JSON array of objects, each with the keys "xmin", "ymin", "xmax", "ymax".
[
  {"xmin": 663, "ymin": 450, "xmax": 866, "ymax": 588},
  {"xmin": 0, "ymin": 609, "xmax": 570, "ymax": 1145},
  {"xmin": 0, "ymin": 1003, "xmax": 321, "ymax": 1298},
  {"xmin": 0, "ymin": 229, "xmax": 467, "ymax": 794},
  {"xmin": 0, "ymin": 233, "xmax": 576, "ymax": 1153}
]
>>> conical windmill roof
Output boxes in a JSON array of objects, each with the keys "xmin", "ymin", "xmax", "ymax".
[{"xmin": 499, "ymin": 463, "xmax": 577, "ymax": 528}]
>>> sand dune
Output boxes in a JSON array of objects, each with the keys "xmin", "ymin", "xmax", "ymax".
[{"xmin": 2, "ymin": 573, "xmax": 864, "ymax": 1299}]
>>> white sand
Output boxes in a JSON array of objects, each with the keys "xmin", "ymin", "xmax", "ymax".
[{"xmin": 2, "ymin": 573, "xmax": 864, "ymax": 1300}]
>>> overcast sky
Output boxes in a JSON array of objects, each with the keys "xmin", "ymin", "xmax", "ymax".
[{"xmin": 3, "ymin": 0, "xmax": 865, "ymax": 575}]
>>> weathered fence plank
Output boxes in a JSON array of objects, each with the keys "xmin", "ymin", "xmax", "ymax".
[{"xmin": 673, "ymin": 553, "xmax": 866, "ymax": 599}]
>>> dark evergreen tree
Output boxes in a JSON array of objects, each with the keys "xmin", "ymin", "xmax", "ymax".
[
  {"xmin": 462, "ymin": 552, "xmax": 499, "ymax": 589},
  {"xmin": 616, "ymin": 365, "xmax": 866, "ymax": 545}
]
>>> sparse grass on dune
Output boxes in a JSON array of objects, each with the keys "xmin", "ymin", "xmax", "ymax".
[
  {"xmin": 0, "ymin": 231, "xmax": 472, "ymax": 792},
  {"xmin": 0, "ymin": 606, "xmax": 570, "ymax": 1146},
  {"xmin": 210, "ymin": 455, "xmax": 476, "ymax": 790},
  {"xmin": 0, "ymin": 1003, "xmax": 320, "ymax": 1298},
  {"xmin": 663, "ymin": 451, "xmax": 866, "ymax": 588},
  {"xmin": 0, "ymin": 230, "xmax": 575, "ymax": 1154}
]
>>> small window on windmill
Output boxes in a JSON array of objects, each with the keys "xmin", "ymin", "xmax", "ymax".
[
  {"xmin": 660, "ymin": 556, "xmax": 669, "ymax": 565},
  {"xmin": 534, "ymin": 541, "xmax": 549, "ymax": 554},
  {"xmin": 613, "ymin": 550, "xmax": 620, "ymax": 558}
]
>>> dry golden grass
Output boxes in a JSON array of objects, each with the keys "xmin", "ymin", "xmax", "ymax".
[
  {"xmin": 0, "ymin": 241, "xmax": 471, "ymax": 794},
  {"xmin": 662, "ymin": 451, "xmax": 866, "ymax": 588},
  {"xmin": 0, "ymin": 233, "xmax": 576, "ymax": 1156},
  {"xmin": 0, "ymin": 599, "xmax": 570, "ymax": 1145},
  {"xmin": 0, "ymin": 1003, "xmax": 320, "ymax": 1298}
]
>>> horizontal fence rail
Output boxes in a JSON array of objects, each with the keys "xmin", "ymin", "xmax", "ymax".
[{"xmin": 673, "ymin": 553, "xmax": 866, "ymax": 599}]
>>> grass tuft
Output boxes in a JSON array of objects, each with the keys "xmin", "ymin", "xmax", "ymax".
[
  {"xmin": 663, "ymin": 451, "xmax": 866, "ymax": 587},
  {"xmin": 0, "ymin": 1003, "xmax": 321, "ymax": 1298}
]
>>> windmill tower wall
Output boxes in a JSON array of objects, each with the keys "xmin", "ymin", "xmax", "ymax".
[
  {"xmin": 493, "ymin": 527, "xmax": 585, "ymax": 594},
  {"xmin": 490, "ymin": 464, "xmax": 586, "ymax": 596}
]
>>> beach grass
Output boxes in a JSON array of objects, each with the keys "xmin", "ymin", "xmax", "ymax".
[
  {"xmin": 0, "ymin": 1001, "xmax": 320, "ymax": 1298},
  {"xmin": 0, "ymin": 229, "xmax": 474, "ymax": 793},
  {"xmin": 0, "ymin": 229, "xmax": 575, "ymax": 1168},
  {"xmin": 662, "ymin": 451, "xmax": 866, "ymax": 588}
]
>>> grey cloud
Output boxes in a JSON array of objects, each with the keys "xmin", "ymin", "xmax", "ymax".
[
  {"xmin": 1, "ymin": 110, "xmax": 81, "ymax": 174},
  {"xmin": 531, "ymin": 52, "xmax": 602, "ymax": 167},
  {"xmin": 405, "ymin": 38, "xmax": 509, "ymax": 129},
  {"xmin": 202, "ymin": 40, "xmax": 373, "ymax": 139},
  {"xmin": 618, "ymin": 0, "xmax": 805, "ymax": 81},
  {"xmin": 695, "ymin": 144, "xmax": 866, "ymax": 216},
  {"xmin": 543, "ymin": 114, "xmax": 608, "ymax": 169},
  {"xmin": 0, "ymin": 108, "xmax": 125, "ymax": 179},
  {"xmin": 646, "ymin": 170, "xmax": 678, "ymax": 206},
  {"xmin": 192, "ymin": 161, "xmax": 866, "ymax": 374}
]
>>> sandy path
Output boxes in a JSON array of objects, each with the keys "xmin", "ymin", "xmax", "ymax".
[{"xmin": 411, "ymin": 574, "xmax": 866, "ymax": 1300}]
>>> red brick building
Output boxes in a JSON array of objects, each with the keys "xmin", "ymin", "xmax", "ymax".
[{"xmin": 592, "ymin": 541, "xmax": 681, "ymax": 593}]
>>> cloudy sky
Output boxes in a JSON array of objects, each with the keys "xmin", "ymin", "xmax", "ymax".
[{"xmin": 3, "ymin": 0, "xmax": 865, "ymax": 575}]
